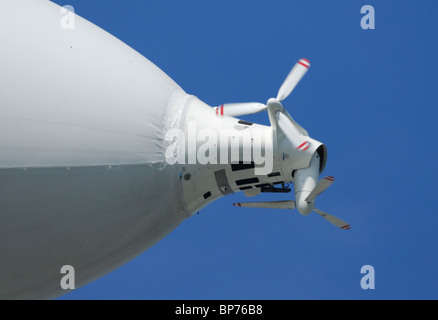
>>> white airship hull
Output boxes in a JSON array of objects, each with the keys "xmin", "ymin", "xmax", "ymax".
[
  {"xmin": 0, "ymin": 0, "xmax": 191, "ymax": 299},
  {"xmin": 0, "ymin": 164, "xmax": 186, "ymax": 299}
]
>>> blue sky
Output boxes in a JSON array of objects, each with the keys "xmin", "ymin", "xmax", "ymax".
[{"xmin": 54, "ymin": 0, "xmax": 438, "ymax": 299}]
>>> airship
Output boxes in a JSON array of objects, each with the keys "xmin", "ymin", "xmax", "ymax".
[{"xmin": 0, "ymin": 0, "xmax": 350, "ymax": 299}]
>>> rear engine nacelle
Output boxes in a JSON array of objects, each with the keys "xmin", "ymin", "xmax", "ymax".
[{"xmin": 294, "ymin": 152, "xmax": 321, "ymax": 215}]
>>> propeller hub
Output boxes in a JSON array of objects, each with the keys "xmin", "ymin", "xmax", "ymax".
[
  {"xmin": 266, "ymin": 98, "xmax": 284, "ymax": 113},
  {"xmin": 296, "ymin": 197, "xmax": 314, "ymax": 216}
]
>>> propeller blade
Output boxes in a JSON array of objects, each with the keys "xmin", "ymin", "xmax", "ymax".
[
  {"xmin": 276, "ymin": 58, "xmax": 310, "ymax": 101},
  {"xmin": 314, "ymin": 208, "xmax": 351, "ymax": 230},
  {"xmin": 214, "ymin": 102, "xmax": 266, "ymax": 117},
  {"xmin": 233, "ymin": 200, "xmax": 296, "ymax": 210},
  {"xmin": 305, "ymin": 176, "xmax": 335, "ymax": 202},
  {"xmin": 276, "ymin": 111, "xmax": 307, "ymax": 148}
]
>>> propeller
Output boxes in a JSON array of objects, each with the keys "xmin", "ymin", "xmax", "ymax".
[
  {"xmin": 314, "ymin": 208, "xmax": 351, "ymax": 230},
  {"xmin": 276, "ymin": 58, "xmax": 310, "ymax": 101},
  {"xmin": 233, "ymin": 200, "xmax": 295, "ymax": 210},
  {"xmin": 214, "ymin": 58, "xmax": 310, "ymax": 117},
  {"xmin": 276, "ymin": 111, "xmax": 305, "ymax": 148},
  {"xmin": 234, "ymin": 176, "xmax": 351, "ymax": 230},
  {"xmin": 224, "ymin": 58, "xmax": 350, "ymax": 230},
  {"xmin": 214, "ymin": 103, "xmax": 266, "ymax": 117},
  {"xmin": 305, "ymin": 176, "xmax": 335, "ymax": 202}
]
